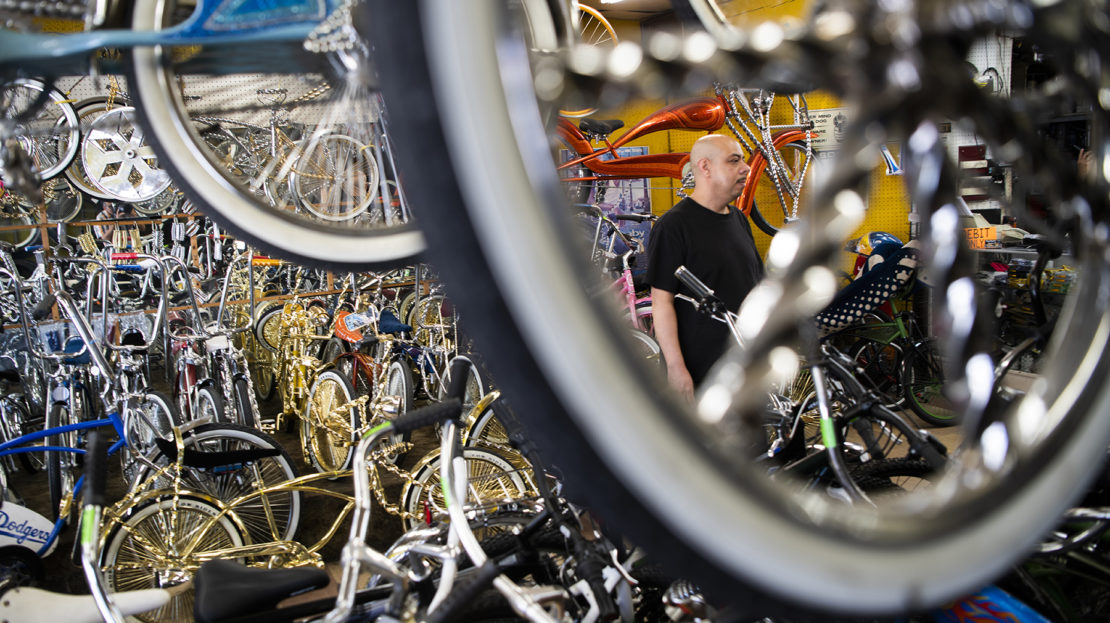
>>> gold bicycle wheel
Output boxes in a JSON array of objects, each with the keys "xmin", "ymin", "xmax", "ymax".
[
  {"xmin": 102, "ymin": 495, "xmax": 245, "ymax": 623},
  {"xmin": 302, "ymin": 369, "xmax": 357, "ymax": 473},
  {"xmin": 131, "ymin": 423, "xmax": 302, "ymax": 545},
  {"xmin": 399, "ymin": 447, "xmax": 534, "ymax": 531}
]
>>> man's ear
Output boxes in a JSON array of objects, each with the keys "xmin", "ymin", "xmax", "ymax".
[{"xmin": 695, "ymin": 157, "xmax": 710, "ymax": 176}]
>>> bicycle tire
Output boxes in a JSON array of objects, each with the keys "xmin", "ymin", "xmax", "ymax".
[
  {"xmin": 249, "ymin": 341, "xmax": 277, "ymax": 402},
  {"xmin": 364, "ymin": 1, "xmax": 1110, "ymax": 616},
  {"xmin": 124, "ymin": 0, "xmax": 425, "ymax": 270},
  {"xmin": 0, "ymin": 212, "xmax": 35, "ymax": 249},
  {"xmin": 627, "ymin": 328, "xmax": 663, "ymax": 372},
  {"xmin": 288, "ymin": 133, "xmax": 379, "ymax": 222},
  {"xmin": 848, "ymin": 336, "xmax": 906, "ymax": 410},
  {"xmin": 463, "ymin": 401, "xmax": 508, "ymax": 447},
  {"xmin": 320, "ymin": 336, "xmax": 348, "ymax": 365},
  {"xmin": 25, "ymin": 177, "xmax": 82, "ymax": 223},
  {"xmin": 101, "ymin": 494, "xmax": 246, "ymax": 623},
  {"xmin": 747, "ymin": 199, "xmax": 778, "ymax": 237},
  {"xmin": 852, "ymin": 457, "xmax": 941, "ymax": 496},
  {"xmin": 45, "ymin": 400, "xmax": 78, "ymax": 520},
  {"xmin": 902, "ymin": 339, "xmax": 959, "ymax": 427},
  {"xmin": 232, "ymin": 374, "xmax": 259, "ymax": 429},
  {"xmin": 195, "ymin": 380, "xmax": 227, "ymax": 424},
  {"xmin": 302, "ymin": 369, "xmax": 357, "ymax": 473},
  {"xmin": 255, "ymin": 305, "xmax": 284, "ymax": 354},
  {"xmin": 377, "ymin": 358, "xmax": 413, "ymax": 465},
  {"xmin": 1, "ymin": 397, "xmax": 43, "ymax": 474},
  {"xmin": 1, "ymin": 78, "xmax": 80, "ymax": 180},
  {"xmin": 130, "ymin": 422, "xmax": 301, "ymax": 545}
]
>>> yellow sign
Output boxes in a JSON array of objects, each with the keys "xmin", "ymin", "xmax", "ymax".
[{"xmin": 964, "ymin": 227, "xmax": 997, "ymax": 249}]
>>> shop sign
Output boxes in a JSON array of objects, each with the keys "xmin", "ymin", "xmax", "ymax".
[{"xmin": 964, "ymin": 227, "xmax": 997, "ymax": 249}]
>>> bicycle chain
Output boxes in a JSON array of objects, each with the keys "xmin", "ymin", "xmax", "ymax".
[
  {"xmin": 303, "ymin": 0, "xmax": 361, "ymax": 54},
  {"xmin": 0, "ymin": 0, "xmax": 87, "ymax": 21}
]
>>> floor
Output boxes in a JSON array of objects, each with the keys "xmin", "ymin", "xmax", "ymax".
[{"xmin": 6, "ymin": 363, "xmax": 970, "ymax": 618}]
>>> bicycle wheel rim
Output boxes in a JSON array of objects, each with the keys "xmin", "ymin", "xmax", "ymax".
[
  {"xmin": 303, "ymin": 369, "xmax": 355, "ymax": 472},
  {"xmin": 366, "ymin": 1, "xmax": 1110, "ymax": 615},
  {"xmin": 131, "ymin": 423, "xmax": 301, "ymax": 543},
  {"xmin": 125, "ymin": 0, "xmax": 424, "ymax": 270},
  {"xmin": 102, "ymin": 495, "xmax": 245, "ymax": 623}
]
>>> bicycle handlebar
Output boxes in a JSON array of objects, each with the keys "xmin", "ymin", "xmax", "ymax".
[
  {"xmin": 675, "ymin": 265, "xmax": 715, "ymax": 302},
  {"xmin": 80, "ymin": 430, "xmax": 126, "ymax": 623}
]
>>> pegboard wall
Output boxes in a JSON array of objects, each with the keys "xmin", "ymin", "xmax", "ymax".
[{"xmin": 598, "ymin": 4, "xmax": 1016, "ymax": 267}]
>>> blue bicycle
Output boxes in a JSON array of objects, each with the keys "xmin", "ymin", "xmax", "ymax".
[{"xmin": 0, "ymin": 0, "xmax": 423, "ymax": 269}]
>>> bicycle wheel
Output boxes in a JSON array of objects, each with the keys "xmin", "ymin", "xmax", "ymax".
[
  {"xmin": 255, "ymin": 306, "xmax": 284, "ymax": 354},
  {"xmin": 436, "ymin": 354, "xmax": 484, "ymax": 410},
  {"xmin": 288, "ymin": 133, "xmax": 379, "ymax": 222},
  {"xmin": 364, "ymin": 1, "xmax": 1110, "ymax": 616},
  {"xmin": 248, "ymin": 339, "xmax": 276, "ymax": 402},
  {"xmin": 65, "ymin": 96, "xmax": 130, "ymax": 200},
  {"xmin": 0, "ymin": 78, "xmax": 79, "ymax": 180},
  {"xmin": 902, "ymin": 339, "xmax": 959, "ymax": 427},
  {"xmin": 0, "ymin": 211, "xmax": 35, "ymax": 249},
  {"xmin": 849, "ymin": 337, "xmax": 906, "ymax": 410},
  {"xmin": 463, "ymin": 400, "xmax": 509, "ymax": 447},
  {"xmin": 101, "ymin": 494, "xmax": 246, "ymax": 623},
  {"xmin": 852, "ymin": 457, "xmax": 941, "ymax": 497},
  {"xmin": 125, "ymin": 390, "xmax": 181, "ymax": 455},
  {"xmin": 399, "ymin": 446, "xmax": 533, "ymax": 532},
  {"xmin": 232, "ymin": 374, "xmax": 259, "ymax": 429},
  {"xmin": 0, "ymin": 396, "xmax": 43, "ymax": 473},
  {"xmin": 195, "ymin": 380, "xmax": 227, "ymax": 424},
  {"xmin": 131, "ymin": 423, "xmax": 301, "ymax": 545},
  {"xmin": 320, "ymin": 336, "xmax": 348, "ymax": 365},
  {"xmin": 377, "ymin": 358, "xmax": 414, "ymax": 464},
  {"xmin": 20, "ymin": 177, "xmax": 82, "ymax": 222},
  {"xmin": 301, "ymin": 369, "xmax": 357, "ymax": 473},
  {"xmin": 627, "ymin": 328, "xmax": 663, "ymax": 372},
  {"xmin": 125, "ymin": 0, "xmax": 424, "ymax": 269},
  {"xmin": 45, "ymin": 394, "xmax": 83, "ymax": 520}
]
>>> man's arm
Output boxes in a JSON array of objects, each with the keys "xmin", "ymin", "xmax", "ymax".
[{"xmin": 651, "ymin": 287, "xmax": 694, "ymax": 401}]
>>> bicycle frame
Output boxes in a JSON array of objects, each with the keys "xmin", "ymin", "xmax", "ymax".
[{"xmin": 556, "ymin": 89, "xmax": 813, "ymax": 216}]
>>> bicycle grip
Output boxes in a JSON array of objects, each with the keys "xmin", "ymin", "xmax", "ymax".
[
  {"xmin": 110, "ymin": 252, "xmax": 139, "ymax": 260},
  {"xmin": 612, "ymin": 212, "xmax": 652, "ymax": 223},
  {"xmin": 390, "ymin": 398, "xmax": 462, "ymax": 435},
  {"xmin": 674, "ymin": 266, "xmax": 714, "ymax": 300},
  {"xmin": 112, "ymin": 264, "xmax": 145, "ymax": 273},
  {"xmin": 84, "ymin": 430, "xmax": 109, "ymax": 507},
  {"xmin": 31, "ymin": 294, "xmax": 56, "ymax": 320},
  {"xmin": 424, "ymin": 561, "xmax": 502, "ymax": 623}
]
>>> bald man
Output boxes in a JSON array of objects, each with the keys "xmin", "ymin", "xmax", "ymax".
[{"xmin": 645, "ymin": 134, "xmax": 764, "ymax": 400}]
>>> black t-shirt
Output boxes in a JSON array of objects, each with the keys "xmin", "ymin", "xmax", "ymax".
[{"xmin": 645, "ymin": 198, "xmax": 764, "ymax": 384}]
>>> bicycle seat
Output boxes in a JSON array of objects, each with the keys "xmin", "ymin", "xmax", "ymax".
[
  {"xmin": 0, "ymin": 586, "xmax": 170, "ymax": 623},
  {"xmin": 379, "ymin": 309, "xmax": 412, "ymax": 334},
  {"xmin": 193, "ymin": 559, "xmax": 330, "ymax": 623},
  {"xmin": 152, "ymin": 437, "xmax": 281, "ymax": 470},
  {"xmin": 579, "ymin": 118, "xmax": 625, "ymax": 137}
]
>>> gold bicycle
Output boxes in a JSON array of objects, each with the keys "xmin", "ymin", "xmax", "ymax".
[{"xmin": 97, "ymin": 392, "xmax": 535, "ymax": 623}]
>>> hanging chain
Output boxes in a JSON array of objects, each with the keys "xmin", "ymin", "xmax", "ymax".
[{"xmin": 303, "ymin": 0, "xmax": 361, "ymax": 54}]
